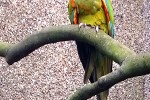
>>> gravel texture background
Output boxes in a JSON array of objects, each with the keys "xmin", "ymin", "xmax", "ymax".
[{"xmin": 0, "ymin": 0, "xmax": 149, "ymax": 100}]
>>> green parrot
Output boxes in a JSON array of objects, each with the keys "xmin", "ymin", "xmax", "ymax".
[{"xmin": 68, "ymin": 0, "xmax": 114, "ymax": 100}]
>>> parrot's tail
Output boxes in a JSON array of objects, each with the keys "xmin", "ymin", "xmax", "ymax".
[
  {"xmin": 94, "ymin": 55, "xmax": 112, "ymax": 100},
  {"xmin": 96, "ymin": 90, "xmax": 109, "ymax": 100}
]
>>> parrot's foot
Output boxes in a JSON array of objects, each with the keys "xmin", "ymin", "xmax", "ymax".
[
  {"xmin": 88, "ymin": 25, "xmax": 99, "ymax": 33},
  {"xmin": 79, "ymin": 23, "xmax": 99, "ymax": 33},
  {"xmin": 79, "ymin": 23, "xmax": 87, "ymax": 28},
  {"xmin": 95, "ymin": 26, "xmax": 99, "ymax": 33}
]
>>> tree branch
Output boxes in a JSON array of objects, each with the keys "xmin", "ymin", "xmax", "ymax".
[
  {"xmin": 0, "ymin": 42, "xmax": 13, "ymax": 57},
  {"xmin": 0, "ymin": 25, "xmax": 149, "ymax": 100},
  {"xmin": 0, "ymin": 25, "xmax": 134, "ymax": 65},
  {"xmin": 69, "ymin": 54, "xmax": 150, "ymax": 100}
]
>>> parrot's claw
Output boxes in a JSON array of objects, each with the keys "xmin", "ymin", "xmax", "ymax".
[
  {"xmin": 95, "ymin": 26, "xmax": 99, "ymax": 33},
  {"xmin": 79, "ymin": 23, "xmax": 99, "ymax": 33},
  {"xmin": 79, "ymin": 23, "xmax": 87, "ymax": 28}
]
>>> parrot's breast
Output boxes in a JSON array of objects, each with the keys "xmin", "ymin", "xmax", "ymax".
[{"xmin": 75, "ymin": 0, "xmax": 108, "ymax": 33}]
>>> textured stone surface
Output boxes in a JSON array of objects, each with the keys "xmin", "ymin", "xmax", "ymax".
[
  {"xmin": 0, "ymin": 0, "xmax": 149, "ymax": 100},
  {"xmin": 143, "ymin": 0, "xmax": 150, "ymax": 100}
]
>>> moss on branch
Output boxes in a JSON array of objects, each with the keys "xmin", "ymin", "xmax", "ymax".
[{"xmin": 0, "ymin": 42, "xmax": 12, "ymax": 57}]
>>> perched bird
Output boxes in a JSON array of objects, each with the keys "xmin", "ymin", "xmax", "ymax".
[{"xmin": 68, "ymin": 0, "xmax": 114, "ymax": 100}]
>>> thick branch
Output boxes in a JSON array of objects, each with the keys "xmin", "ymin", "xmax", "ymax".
[
  {"xmin": 0, "ymin": 25, "xmax": 134, "ymax": 65},
  {"xmin": 0, "ymin": 25, "xmax": 149, "ymax": 100},
  {"xmin": 0, "ymin": 42, "xmax": 12, "ymax": 57},
  {"xmin": 69, "ymin": 69, "xmax": 126, "ymax": 100},
  {"xmin": 69, "ymin": 54, "xmax": 150, "ymax": 100}
]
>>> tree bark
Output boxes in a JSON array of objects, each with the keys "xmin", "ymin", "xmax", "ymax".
[
  {"xmin": 69, "ymin": 54, "xmax": 150, "ymax": 100},
  {"xmin": 0, "ymin": 25, "xmax": 134, "ymax": 65},
  {"xmin": 0, "ymin": 25, "xmax": 149, "ymax": 100}
]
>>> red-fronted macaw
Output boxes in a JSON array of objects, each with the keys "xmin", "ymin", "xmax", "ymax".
[{"xmin": 68, "ymin": 0, "xmax": 114, "ymax": 100}]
